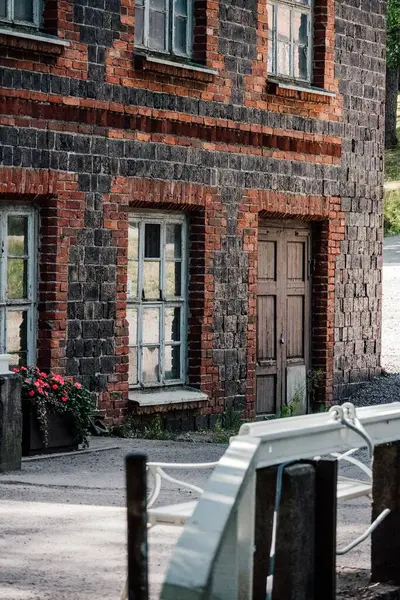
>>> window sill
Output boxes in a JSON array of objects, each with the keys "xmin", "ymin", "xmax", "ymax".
[
  {"xmin": 267, "ymin": 78, "xmax": 336, "ymax": 102},
  {"xmin": 134, "ymin": 52, "xmax": 218, "ymax": 82},
  {"xmin": 0, "ymin": 26, "xmax": 70, "ymax": 54},
  {"xmin": 129, "ymin": 386, "xmax": 208, "ymax": 408}
]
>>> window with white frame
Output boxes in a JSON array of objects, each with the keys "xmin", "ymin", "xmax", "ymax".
[
  {"xmin": 0, "ymin": 0, "xmax": 42, "ymax": 27},
  {"xmin": 135, "ymin": 0, "xmax": 193, "ymax": 58},
  {"xmin": 267, "ymin": 0, "xmax": 312, "ymax": 82},
  {"xmin": 127, "ymin": 214, "xmax": 187, "ymax": 388},
  {"xmin": 0, "ymin": 208, "xmax": 36, "ymax": 368}
]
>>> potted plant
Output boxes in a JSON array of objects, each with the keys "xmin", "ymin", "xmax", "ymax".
[{"xmin": 13, "ymin": 366, "xmax": 94, "ymax": 456}]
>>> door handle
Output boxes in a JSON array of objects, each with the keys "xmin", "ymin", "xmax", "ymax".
[{"xmin": 280, "ymin": 332, "xmax": 285, "ymax": 344}]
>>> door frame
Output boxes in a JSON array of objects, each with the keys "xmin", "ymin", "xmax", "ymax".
[{"xmin": 257, "ymin": 218, "xmax": 313, "ymax": 416}]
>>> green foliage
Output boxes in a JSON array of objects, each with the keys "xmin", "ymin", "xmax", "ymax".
[
  {"xmin": 112, "ymin": 414, "xmax": 175, "ymax": 440},
  {"xmin": 267, "ymin": 369, "xmax": 325, "ymax": 420},
  {"xmin": 384, "ymin": 189, "xmax": 400, "ymax": 235},
  {"xmin": 387, "ymin": 0, "xmax": 400, "ymax": 69},
  {"xmin": 14, "ymin": 366, "xmax": 94, "ymax": 448},
  {"xmin": 213, "ymin": 406, "xmax": 245, "ymax": 443}
]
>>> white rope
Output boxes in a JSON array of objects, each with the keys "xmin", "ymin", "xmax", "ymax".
[{"xmin": 329, "ymin": 403, "xmax": 391, "ymax": 555}]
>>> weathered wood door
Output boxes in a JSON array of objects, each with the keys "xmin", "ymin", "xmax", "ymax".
[{"xmin": 256, "ymin": 221, "xmax": 311, "ymax": 416}]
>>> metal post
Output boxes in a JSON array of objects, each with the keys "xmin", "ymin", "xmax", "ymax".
[
  {"xmin": 371, "ymin": 441, "xmax": 400, "ymax": 584},
  {"xmin": 312, "ymin": 458, "xmax": 337, "ymax": 600},
  {"xmin": 253, "ymin": 463, "xmax": 316, "ymax": 600},
  {"xmin": 126, "ymin": 453, "xmax": 149, "ymax": 600}
]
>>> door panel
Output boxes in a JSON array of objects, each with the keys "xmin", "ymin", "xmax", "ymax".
[
  {"xmin": 256, "ymin": 375, "xmax": 276, "ymax": 415},
  {"xmin": 257, "ymin": 295, "xmax": 276, "ymax": 360},
  {"xmin": 287, "ymin": 295, "xmax": 304, "ymax": 359},
  {"xmin": 256, "ymin": 221, "xmax": 311, "ymax": 416}
]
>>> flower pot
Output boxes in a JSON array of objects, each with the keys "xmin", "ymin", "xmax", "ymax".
[{"xmin": 22, "ymin": 401, "xmax": 79, "ymax": 456}]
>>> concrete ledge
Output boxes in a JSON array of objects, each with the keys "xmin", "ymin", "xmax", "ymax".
[
  {"xmin": 0, "ymin": 27, "xmax": 70, "ymax": 46},
  {"xmin": 129, "ymin": 387, "xmax": 208, "ymax": 408}
]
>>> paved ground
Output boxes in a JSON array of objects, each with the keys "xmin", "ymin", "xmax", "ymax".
[
  {"xmin": 0, "ymin": 239, "xmax": 398, "ymax": 599},
  {"xmin": 0, "ymin": 437, "xmax": 371, "ymax": 600},
  {"xmin": 382, "ymin": 235, "xmax": 400, "ymax": 372}
]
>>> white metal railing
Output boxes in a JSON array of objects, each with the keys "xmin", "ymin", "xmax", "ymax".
[{"xmin": 160, "ymin": 402, "xmax": 400, "ymax": 599}]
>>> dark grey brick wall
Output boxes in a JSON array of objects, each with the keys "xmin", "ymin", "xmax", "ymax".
[{"xmin": 0, "ymin": 0, "xmax": 386, "ymax": 407}]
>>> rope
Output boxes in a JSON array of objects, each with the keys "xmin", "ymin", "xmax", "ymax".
[
  {"xmin": 329, "ymin": 403, "xmax": 391, "ymax": 556},
  {"xmin": 266, "ymin": 402, "xmax": 391, "ymax": 599}
]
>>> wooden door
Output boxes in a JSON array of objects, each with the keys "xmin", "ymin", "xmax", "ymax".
[{"xmin": 256, "ymin": 221, "xmax": 311, "ymax": 416}]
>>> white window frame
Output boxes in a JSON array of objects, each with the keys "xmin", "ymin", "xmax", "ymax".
[
  {"xmin": 268, "ymin": 0, "xmax": 313, "ymax": 83},
  {"xmin": 128, "ymin": 212, "xmax": 188, "ymax": 389},
  {"xmin": 0, "ymin": 206, "xmax": 37, "ymax": 367},
  {"xmin": 135, "ymin": 0, "xmax": 193, "ymax": 59},
  {"xmin": 0, "ymin": 0, "xmax": 42, "ymax": 28}
]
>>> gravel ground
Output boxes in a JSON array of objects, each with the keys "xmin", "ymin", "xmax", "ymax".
[{"xmin": 342, "ymin": 236, "xmax": 400, "ymax": 408}]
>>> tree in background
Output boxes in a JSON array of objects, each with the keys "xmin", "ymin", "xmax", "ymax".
[{"xmin": 386, "ymin": 0, "xmax": 400, "ymax": 148}]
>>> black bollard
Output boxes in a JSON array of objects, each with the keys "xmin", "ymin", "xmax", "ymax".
[{"xmin": 126, "ymin": 453, "xmax": 149, "ymax": 600}]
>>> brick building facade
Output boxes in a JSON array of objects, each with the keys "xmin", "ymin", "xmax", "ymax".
[{"xmin": 0, "ymin": 0, "xmax": 385, "ymax": 426}]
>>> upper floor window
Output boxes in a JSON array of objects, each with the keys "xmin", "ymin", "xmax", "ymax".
[
  {"xmin": 127, "ymin": 213, "xmax": 187, "ymax": 388},
  {"xmin": 267, "ymin": 0, "xmax": 312, "ymax": 83},
  {"xmin": 135, "ymin": 0, "xmax": 193, "ymax": 59},
  {"xmin": 0, "ymin": 0, "xmax": 41, "ymax": 28},
  {"xmin": 0, "ymin": 207, "xmax": 37, "ymax": 368}
]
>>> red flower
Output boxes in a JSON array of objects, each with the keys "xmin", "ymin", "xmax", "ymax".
[
  {"xmin": 29, "ymin": 390, "xmax": 35, "ymax": 397},
  {"xmin": 38, "ymin": 388, "xmax": 43, "ymax": 394},
  {"xmin": 12, "ymin": 368, "xmax": 19, "ymax": 373},
  {"xmin": 52, "ymin": 384, "xmax": 58, "ymax": 390},
  {"xmin": 74, "ymin": 382, "xmax": 82, "ymax": 390},
  {"xmin": 52, "ymin": 374, "xmax": 65, "ymax": 385},
  {"xmin": 40, "ymin": 372, "xmax": 47, "ymax": 378},
  {"xmin": 20, "ymin": 367, "xmax": 27, "ymax": 372},
  {"xmin": 24, "ymin": 379, "xmax": 30, "ymax": 384},
  {"xmin": 61, "ymin": 396, "xmax": 67, "ymax": 403}
]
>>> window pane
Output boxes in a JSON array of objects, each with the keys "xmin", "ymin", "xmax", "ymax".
[
  {"xmin": 267, "ymin": 3, "xmax": 274, "ymax": 32},
  {"xmin": 268, "ymin": 39, "xmax": 274, "ymax": 73},
  {"xmin": 127, "ymin": 307, "xmax": 138, "ymax": 345},
  {"xmin": 166, "ymin": 224, "xmax": 182, "ymax": 259},
  {"xmin": 293, "ymin": 12, "xmax": 309, "ymax": 45},
  {"xmin": 165, "ymin": 262, "xmax": 182, "ymax": 297},
  {"xmin": 175, "ymin": 0, "xmax": 187, "ymax": 16},
  {"xmin": 165, "ymin": 307, "xmax": 181, "ymax": 342},
  {"xmin": 0, "ymin": 0, "xmax": 7, "ymax": 18},
  {"xmin": 128, "ymin": 223, "xmax": 139, "ymax": 260},
  {"xmin": 144, "ymin": 224, "xmax": 161, "ymax": 258},
  {"xmin": 149, "ymin": 11, "xmax": 167, "ymax": 51},
  {"xmin": 135, "ymin": 6, "xmax": 145, "ymax": 45},
  {"xmin": 165, "ymin": 345, "xmax": 181, "ymax": 380},
  {"xmin": 150, "ymin": 0, "xmax": 167, "ymax": 9},
  {"xmin": 294, "ymin": 45, "xmax": 308, "ymax": 80},
  {"xmin": 277, "ymin": 41, "xmax": 290, "ymax": 76},
  {"xmin": 142, "ymin": 307, "xmax": 160, "ymax": 344},
  {"xmin": 129, "ymin": 348, "xmax": 138, "ymax": 385},
  {"xmin": 7, "ymin": 259, "xmax": 28, "ymax": 299},
  {"xmin": 277, "ymin": 6, "xmax": 290, "ymax": 42},
  {"xmin": 7, "ymin": 310, "xmax": 28, "ymax": 366},
  {"xmin": 8, "ymin": 216, "xmax": 28, "ymax": 256},
  {"xmin": 143, "ymin": 262, "xmax": 160, "ymax": 299},
  {"xmin": 14, "ymin": 0, "xmax": 34, "ymax": 22},
  {"xmin": 128, "ymin": 261, "xmax": 138, "ymax": 298},
  {"xmin": 174, "ymin": 17, "xmax": 188, "ymax": 54},
  {"xmin": 142, "ymin": 347, "xmax": 160, "ymax": 384}
]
